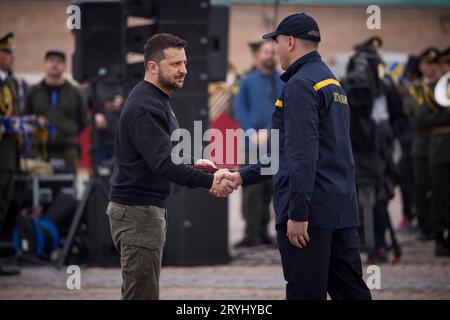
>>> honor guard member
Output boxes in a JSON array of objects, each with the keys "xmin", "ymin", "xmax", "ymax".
[
  {"xmin": 0, "ymin": 32, "xmax": 21, "ymax": 276},
  {"xmin": 0, "ymin": 32, "xmax": 19, "ymax": 236},
  {"xmin": 24, "ymin": 50, "xmax": 88, "ymax": 174},
  {"xmin": 345, "ymin": 36, "xmax": 407, "ymax": 261},
  {"xmin": 408, "ymin": 47, "xmax": 441, "ymax": 240},
  {"xmin": 228, "ymin": 14, "xmax": 372, "ymax": 300},
  {"xmin": 397, "ymin": 55, "xmax": 422, "ymax": 231},
  {"xmin": 430, "ymin": 47, "xmax": 450, "ymax": 256}
]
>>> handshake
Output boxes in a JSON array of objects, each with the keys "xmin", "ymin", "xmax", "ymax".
[
  {"xmin": 210, "ymin": 169, "xmax": 242, "ymax": 198},
  {"xmin": 195, "ymin": 159, "xmax": 242, "ymax": 198}
]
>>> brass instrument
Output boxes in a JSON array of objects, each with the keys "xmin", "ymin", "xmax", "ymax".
[{"xmin": 434, "ymin": 71, "xmax": 450, "ymax": 108}]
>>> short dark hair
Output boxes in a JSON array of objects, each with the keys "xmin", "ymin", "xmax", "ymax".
[
  {"xmin": 143, "ymin": 33, "xmax": 187, "ymax": 69},
  {"xmin": 248, "ymin": 41, "xmax": 264, "ymax": 54},
  {"xmin": 45, "ymin": 49, "xmax": 66, "ymax": 62}
]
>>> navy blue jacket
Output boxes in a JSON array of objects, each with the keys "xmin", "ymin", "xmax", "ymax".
[{"xmin": 239, "ymin": 51, "xmax": 359, "ymax": 229}]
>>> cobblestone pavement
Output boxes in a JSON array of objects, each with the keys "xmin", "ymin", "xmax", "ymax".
[{"xmin": 0, "ymin": 189, "xmax": 449, "ymax": 300}]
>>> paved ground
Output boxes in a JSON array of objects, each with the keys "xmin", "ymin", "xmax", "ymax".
[{"xmin": 1, "ymin": 188, "xmax": 450, "ymax": 300}]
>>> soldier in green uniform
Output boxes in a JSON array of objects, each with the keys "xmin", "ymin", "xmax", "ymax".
[
  {"xmin": 396, "ymin": 55, "xmax": 422, "ymax": 232},
  {"xmin": 430, "ymin": 47, "xmax": 450, "ymax": 256},
  {"xmin": 0, "ymin": 32, "xmax": 21, "ymax": 276},
  {"xmin": 408, "ymin": 47, "xmax": 440, "ymax": 240},
  {"xmin": 24, "ymin": 50, "xmax": 88, "ymax": 174},
  {"xmin": 0, "ymin": 32, "xmax": 19, "ymax": 236}
]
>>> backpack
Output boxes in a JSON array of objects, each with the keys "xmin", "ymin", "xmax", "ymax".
[
  {"xmin": 344, "ymin": 53, "xmax": 379, "ymax": 112},
  {"xmin": 12, "ymin": 209, "xmax": 59, "ymax": 260}
]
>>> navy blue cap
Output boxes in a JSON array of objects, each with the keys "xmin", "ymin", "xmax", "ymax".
[
  {"xmin": 262, "ymin": 13, "xmax": 321, "ymax": 42},
  {"xmin": 45, "ymin": 49, "xmax": 66, "ymax": 61}
]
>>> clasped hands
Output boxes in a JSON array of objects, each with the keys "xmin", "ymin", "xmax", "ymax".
[{"xmin": 194, "ymin": 159, "xmax": 242, "ymax": 198}]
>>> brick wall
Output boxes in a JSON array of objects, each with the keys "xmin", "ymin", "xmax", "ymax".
[
  {"xmin": 229, "ymin": 4, "xmax": 450, "ymax": 70},
  {"xmin": 0, "ymin": 0, "xmax": 73, "ymax": 79},
  {"xmin": 1, "ymin": 0, "xmax": 449, "ymax": 80}
]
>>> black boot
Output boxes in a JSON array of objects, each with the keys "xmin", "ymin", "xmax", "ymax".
[
  {"xmin": 0, "ymin": 263, "xmax": 21, "ymax": 276},
  {"xmin": 367, "ymin": 247, "xmax": 389, "ymax": 264},
  {"xmin": 0, "ymin": 241, "xmax": 16, "ymax": 257},
  {"xmin": 435, "ymin": 231, "xmax": 450, "ymax": 257},
  {"xmin": 259, "ymin": 232, "xmax": 276, "ymax": 247},
  {"xmin": 234, "ymin": 238, "xmax": 263, "ymax": 248},
  {"xmin": 416, "ymin": 230, "xmax": 435, "ymax": 241}
]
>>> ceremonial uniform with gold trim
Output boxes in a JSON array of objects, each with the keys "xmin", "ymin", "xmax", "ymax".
[
  {"xmin": 429, "ymin": 98, "xmax": 450, "ymax": 253},
  {"xmin": 430, "ymin": 47, "xmax": 450, "ymax": 255},
  {"xmin": 408, "ymin": 47, "xmax": 440, "ymax": 237},
  {"xmin": 409, "ymin": 79, "xmax": 434, "ymax": 234},
  {"xmin": 0, "ymin": 32, "xmax": 19, "ymax": 233}
]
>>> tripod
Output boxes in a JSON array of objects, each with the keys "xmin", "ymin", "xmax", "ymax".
[{"xmin": 56, "ymin": 173, "xmax": 118, "ymax": 268}]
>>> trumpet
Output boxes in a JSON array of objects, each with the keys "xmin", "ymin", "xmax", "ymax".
[{"xmin": 434, "ymin": 71, "xmax": 450, "ymax": 108}]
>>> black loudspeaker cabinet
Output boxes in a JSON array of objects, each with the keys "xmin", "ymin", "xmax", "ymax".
[
  {"xmin": 208, "ymin": 5, "xmax": 229, "ymax": 82},
  {"xmin": 170, "ymin": 92, "xmax": 209, "ymax": 135},
  {"xmin": 157, "ymin": 23, "xmax": 209, "ymax": 60},
  {"xmin": 157, "ymin": 0, "xmax": 210, "ymax": 22},
  {"xmin": 72, "ymin": 0, "xmax": 126, "ymax": 82},
  {"xmin": 83, "ymin": 176, "xmax": 119, "ymax": 266},
  {"xmin": 125, "ymin": 0, "xmax": 209, "ymax": 21},
  {"xmin": 125, "ymin": 61, "xmax": 145, "ymax": 95},
  {"xmin": 163, "ymin": 185, "xmax": 229, "ymax": 266},
  {"xmin": 61, "ymin": 176, "xmax": 119, "ymax": 267},
  {"xmin": 177, "ymin": 58, "xmax": 209, "ymax": 92},
  {"xmin": 123, "ymin": 3, "xmax": 228, "ymax": 90}
]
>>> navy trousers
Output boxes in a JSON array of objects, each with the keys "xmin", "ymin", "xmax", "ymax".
[{"xmin": 276, "ymin": 225, "xmax": 372, "ymax": 300}]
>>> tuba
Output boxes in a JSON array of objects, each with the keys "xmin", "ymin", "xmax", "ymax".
[{"xmin": 434, "ymin": 71, "xmax": 450, "ymax": 107}]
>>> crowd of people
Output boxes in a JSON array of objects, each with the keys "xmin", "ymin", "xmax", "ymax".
[
  {"xmin": 0, "ymin": 32, "xmax": 124, "ymax": 275},
  {"xmin": 0, "ymin": 26, "xmax": 449, "ymax": 283},
  {"xmin": 341, "ymin": 37, "xmax": 450, "ymax": 260},
  {"xmin": 231, "ymin": 35, "xmax": 450, "ymax": 262}
]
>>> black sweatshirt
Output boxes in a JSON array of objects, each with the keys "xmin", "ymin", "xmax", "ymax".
[{"xmin": 109, "ymin": 80, "xmax": 214, "ymax": 207}]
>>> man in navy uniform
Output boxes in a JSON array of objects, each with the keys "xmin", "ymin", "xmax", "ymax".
[{"xmin": 220, "ymin": 13, "xmax": 371, "ymax": 300}]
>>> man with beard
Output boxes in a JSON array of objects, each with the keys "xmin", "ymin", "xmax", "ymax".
[
  {"xmin": 233, "ymin": 40, "xmax": 284, "ymax": 247},
  {"xmin": 108, "ymin": 33, "xmax": 236, "ymax": 300},
  {"xmin": 24, "ymin": 50, "xmax": 88, "ymax": 174}
]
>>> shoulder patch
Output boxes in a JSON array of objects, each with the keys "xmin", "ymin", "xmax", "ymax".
[
  {"xmin": 333, "ymin": 92, "xmax": 348, "ymax": 104},
  {"xmin": 313, "ymin": 78, "xmax": 341, "ymax": 91}
]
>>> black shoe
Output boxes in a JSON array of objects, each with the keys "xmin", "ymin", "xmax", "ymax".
[
  {"xmin": 0, "ymin": 241, "xmax": 16, "ymax": 257},
  {"xmin": 435, "ymin": 242, "xmax": 450, "ymax": 257},
  {"xmin": 234, "ymin": 238, "xmax": 263, "ymax": 248},
  {"xmin": 0, "ymin": 264, "xmax": 21, "ymax": 276},
  {"xmin": 259, "ymin": 233, "xmax": 277, "ymax": 247},
  {"xmin": 416, "ymin": 231, "xmax": 435, "ymax": 241},
  {"xmin": 397, "ymin": 219, "xmax": 418, "ymax": 235},
  {"xmin": 367, "ymin": 248, "xmax": 389, "ymax": 264}
]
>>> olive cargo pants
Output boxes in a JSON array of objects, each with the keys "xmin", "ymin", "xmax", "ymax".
[{"xmin": 107, "ymin": 201, "xmax": 167, "ymax": 300}]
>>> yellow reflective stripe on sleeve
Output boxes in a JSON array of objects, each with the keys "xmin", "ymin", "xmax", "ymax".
[
  {"xmin": 275, "ymin": 99, "xmax": 283, "ymax": 108},
  {"xmin": 313, "ymin": 78, "xmax": 341, "ymax": 91}
]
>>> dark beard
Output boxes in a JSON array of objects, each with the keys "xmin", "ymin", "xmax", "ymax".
[
  {"xmin": 261, "ymin": 59, "xmax": 276, "ymax": 72},
  {"xmin": 158, "ymin": 70, "xmax": 179, "ymax": 91}
]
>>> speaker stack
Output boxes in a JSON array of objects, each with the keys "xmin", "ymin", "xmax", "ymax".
[{"xmin": 71, "ymin": 0, "xmax": 230, "ymax": 266}]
